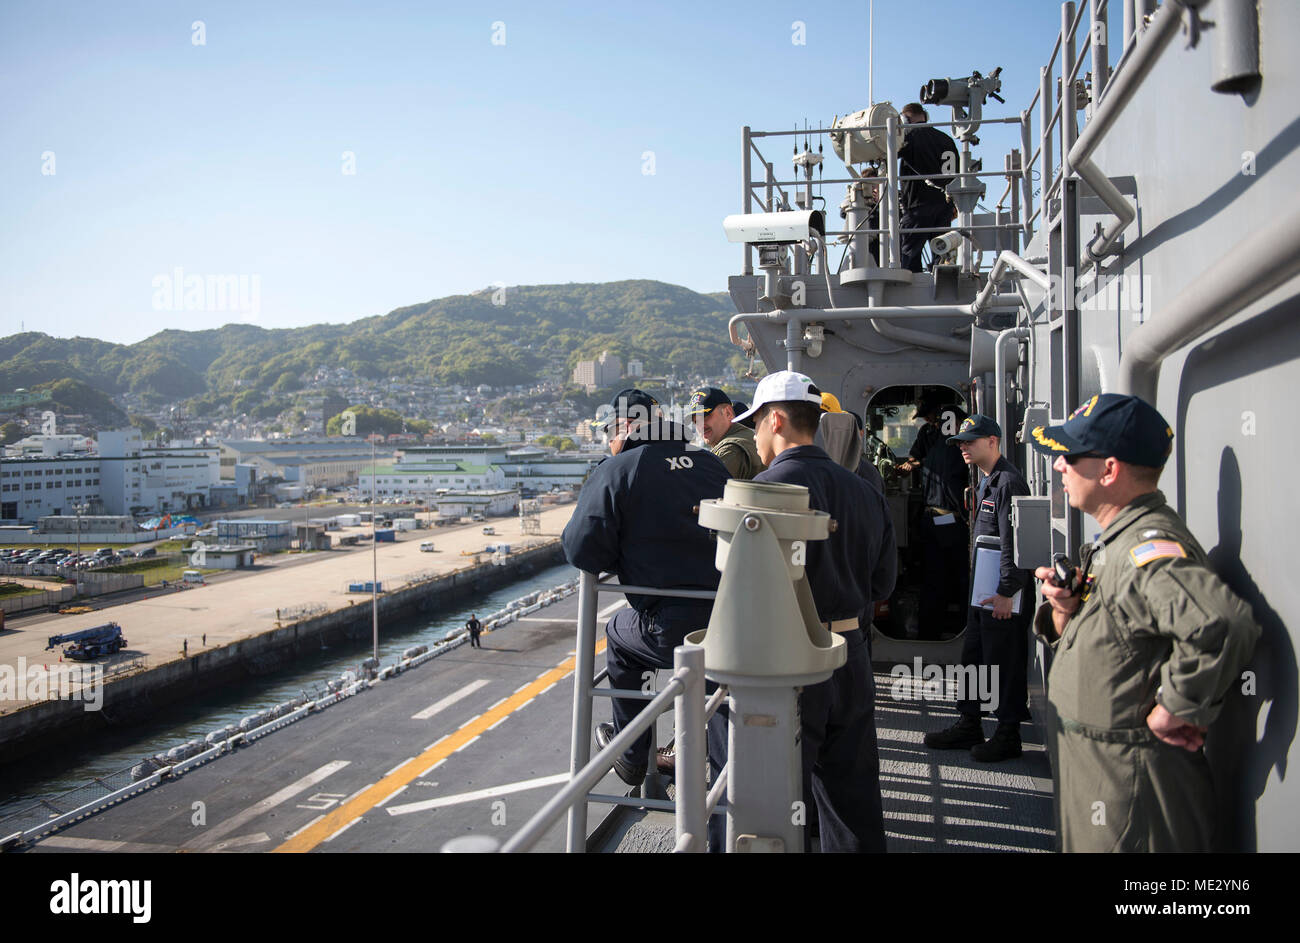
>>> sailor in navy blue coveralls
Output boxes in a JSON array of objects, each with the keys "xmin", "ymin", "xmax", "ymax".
[
  {"xmin": 962, "ymin": 455, "xmax": 1032, "ymax": 721},
  {"xmin": 562, "ymin": 391, "xmax": 729, "ymax": 780},
  {"xmin": 926, "ymin": 415, "xmax": 1033, "ymax": 761},
  {"xmin": 718, "ymin": 372, "xmax": 897, "ymax": 852}
]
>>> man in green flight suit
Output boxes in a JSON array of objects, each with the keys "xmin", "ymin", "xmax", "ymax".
[
  {"xmin": 1030, "ymin": 393, "xmax": 1259, "ymax": 852},
  {"xmin": 686, "ymin": 387, "xmax": 764, "ymax": 480}
]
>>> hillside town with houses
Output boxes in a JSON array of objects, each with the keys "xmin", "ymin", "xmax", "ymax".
[{"xmin": 0, "ymin": 356, "xmax": 751, "ymax": 528}]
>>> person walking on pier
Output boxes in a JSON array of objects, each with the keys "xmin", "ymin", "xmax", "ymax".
[{"xmin": 466, "ymin": 614, "xmax": 483, "ymax": 649}]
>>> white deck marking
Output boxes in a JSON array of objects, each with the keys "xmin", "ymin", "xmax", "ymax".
[
  {"xmin": 183, "ymin": 760, "xmax": 350, "ymax": 850},
  {"xmin": 286, "ymin": 814, "xmax": 325, "ymax": 839},
  {"xmin": 375, "ymin": 785, "xmax": 408, "ymax": 807},
  {"xmin": 598, "ymin": 601, "xmax": 628, "ymax": 618},
  {"xmin": 385, "ymin": 773, "xmax": 571, "ymax": 816},
  {"xmin": 411, "ymin": 679, "xmax": 490, "ymax": 720},
  {"xmin": 42, "ymin": 835, "xmax": 176, "ymax": 853},
  {"xmin": 384, "ymin": 756, "xmax": 414, "ymax": 777},
  {"xmin": 418, "ymin": 758, "xmax": 447, "ymax": 778},
  {"xmin": 212, "ymin": 832, "xmax": 271, "ymax": 850},
  {"xmin": 342, "ymin": 784, "xmax": 375, "ymax": 804}
]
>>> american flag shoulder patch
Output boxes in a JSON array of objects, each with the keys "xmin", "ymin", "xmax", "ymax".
[{"xmin": 1130, "ymin": 539, "xmax": 1187, "ymax": 567}]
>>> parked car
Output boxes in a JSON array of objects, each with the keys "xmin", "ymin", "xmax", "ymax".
[
  {"xmin": 182, "ymin": 570, "xmax": 205, "ymax": 584},
  {"xmin": 419, "ymin": 541, "xmax": 436, "ymax": 552},
  {"xmin": 137, "ymin": 547, "xmax": 157, "ymax": 558}
]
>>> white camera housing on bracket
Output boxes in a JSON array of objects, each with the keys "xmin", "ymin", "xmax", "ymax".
[
  {"xmin": 929, "ymin": 230, "xmax": 964, "ymax": 257},
  {"xmin": 723, "ymin": 210, "xmax": 825, "ymax": 246}
]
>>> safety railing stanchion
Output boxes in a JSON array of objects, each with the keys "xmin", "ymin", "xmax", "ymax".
[
  {"xmin": 565, "ymin": 570, "xmax": 599, "ymax": 852},
  {"xmin": 885, "ymin": 114, "xmax": 901, "ymax": 269},
  {"xmin": 673, "ymin": 643, "xmax": 706, "ymax": 852}
]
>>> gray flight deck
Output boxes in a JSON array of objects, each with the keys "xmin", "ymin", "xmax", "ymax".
[{"xmin": 19, "ymin": 587, "xmax": 1054, "ymax": 853}]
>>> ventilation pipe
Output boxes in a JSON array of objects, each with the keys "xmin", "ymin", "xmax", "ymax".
[{"xmin": 1118, "ymin": 199, "xmax": 1300, "ymax": 403}]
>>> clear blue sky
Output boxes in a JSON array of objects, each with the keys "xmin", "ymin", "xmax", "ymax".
[{"xmin": 2, "ymin": 0, "xmax": 1070, "ymax": 344}]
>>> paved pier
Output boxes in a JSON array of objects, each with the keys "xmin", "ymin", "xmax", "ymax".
[{"xmin": 0, "ymin": 505, "xmax": 576, "ymax": 713}]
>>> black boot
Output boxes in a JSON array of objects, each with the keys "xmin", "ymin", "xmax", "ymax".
[
  {"xmin": 971, "ymin": 722, "xmax": 1022, "ymax": 762},
  {"xmin": 923, "ymin": 715, "xmax": 985, "ymax": 749},
  {"xmin": 594, "ymin": 722, "xmax": 647, "ymax": 785}
]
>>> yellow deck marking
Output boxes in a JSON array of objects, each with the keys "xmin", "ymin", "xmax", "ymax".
[{"xmin": 272, "ymin": 638, "xmax": 606, "ymax": 853}]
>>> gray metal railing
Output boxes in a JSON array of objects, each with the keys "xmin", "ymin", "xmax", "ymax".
[
  {"xmin": 564, "ymin": 571, "xmax": 722, "ymax": 851},
  {"xmin": 742, "ymin": 113, "xmax": 1029, "ymax": 277},
  {"xmin": 451, "ymin": 570, "xmax": 725, "ymax": 853},
  {"xmin": 737, "ymin": 0, "xmax": 1181, "ymax": 280},
  {"xmin": 500, "ymin": 643, "xmax": 713, "ymax": 852}
]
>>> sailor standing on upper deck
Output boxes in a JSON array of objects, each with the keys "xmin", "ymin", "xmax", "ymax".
[
  {"xmin": 1030, "ymin": 394, "xmax": 1259, "ymax": 852},
  {"xmin": 924, "ymin": 415, "xmax": 1033, "ymax": 761},
  {"xmin": 562, "ymin": 389, "xmax": 729, "ymax": 786},
  {"xmin": 732, "ymin": 370, "xmax": 897, "ymax": 852},
  {"xmin": 897, "ymin": 103, "xmax": 958, "ymax": 273},
  {"xmin": 686, "ymin": 386, "xmax": 764, "ymax": 480},
  {"xmin": 897, "ymin": 394, "xmax": 970, "ymax": 640}
]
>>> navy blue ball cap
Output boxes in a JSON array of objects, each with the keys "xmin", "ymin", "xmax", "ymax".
[
  {"xmin": 685, "ymin": 387, "xmax": 731, "ymax": 417},
  {"xmin": 594, "ymin": 388, "xmax": 661, "ymax": 432},
  {"xmin": 947, "ymin": 414, "xmax": 1001, "ymax": 444},
  {"xmin": 1029, "ymin": 393, "xmax": 1173, "ymax": 467}
]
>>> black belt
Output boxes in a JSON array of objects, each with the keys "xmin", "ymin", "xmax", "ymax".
[{"xmin": 1058, "ymin": 716, "xmax": 1158, "ymax": 744}]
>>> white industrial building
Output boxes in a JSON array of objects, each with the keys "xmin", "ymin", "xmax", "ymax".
[
  {"xmin": 214, "ymin": 519, "xmax": 293, "ymax": 552},
  {"xmin": 97, "ymin": 429, "xmax": 220, "ymax": 516},
  {"xmin": 497, "ymin": 449, "xmax": 600, "ymax": 491},
  {"xmin": 189, "ymin": 542, "xmax": 257, "ymax": 569},
  {"xmin": 0, "ymin": 455, "xmax": 104, "ymax": 523},
  {"xmin": 219, "ymin": 438, "xmax": 386, "ymax": 489},
  {"xmin": 4, "ymin": 433, "xmax": 96, "ymax": 458},
  {"xmin": 0, "ymin": 430, "xmax": 220, "ymax": 524},
  {"xmin": 357, "ymin": 445, "xmax": 510, "ymax": 500},
  {"xmin": 434, "ymin": 489, "xmax": 519, "ymax": 518}
]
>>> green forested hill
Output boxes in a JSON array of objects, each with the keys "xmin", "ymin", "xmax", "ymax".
[{"xmin": 2, "ymin": 281, "xmax": 742, "ymax": 408}]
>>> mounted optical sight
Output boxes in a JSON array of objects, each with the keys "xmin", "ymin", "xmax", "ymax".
[{"xmin": 920, "ymin": 67, "xmax": 1004, "ymax": 107}]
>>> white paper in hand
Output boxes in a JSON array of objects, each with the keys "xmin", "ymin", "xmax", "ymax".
[{"xmin": 971, "ymin": 545, "xmax": 1023, "ymax": 613}]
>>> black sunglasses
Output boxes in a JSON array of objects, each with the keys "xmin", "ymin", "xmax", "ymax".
[{"xmin": 1063, "ymin": 451, "xmax": 1108, "ymax": 465}]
